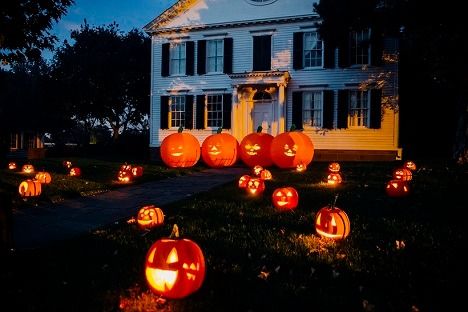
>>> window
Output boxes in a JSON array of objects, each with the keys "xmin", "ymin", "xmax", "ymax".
[
  {"xmin": 170, "ymin": 42, "xmax": 186, "ymax": 75},
  {"xmin": 303, "ymin": 91, "xmax": 323, "ymax": 127},
  {"xmin": 348, "ymin": 90, "xmax": 369, "ymax": 127},
  {"xmin": 206, "ymin": 40, "xmax": 224, "ymax": 73},
  {"xmin": 206, "ymin": 94, "xmax": 223, "ymax": 128},
  {"xmin": 253, "ymin": 35, "xmax": 271, "ymax": 71},
  {"xmin": 10, "ymin": 133, "xmax": 19, "ymax": 149},
  {"xmin": 170, "ymin": 95, "xmax": 186, "ymax": 128},
  {"xmin": 303, "ymin": 32, "xmax": 323, "ymax": 68},
  {"xmin": 351, "ymin": 29, "xmax": 370, "ymax": 65}
]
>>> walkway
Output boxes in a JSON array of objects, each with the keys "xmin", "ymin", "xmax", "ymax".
[{"xmin": 12, "ymin": 166, "xmax": 249, "ymax": 250}]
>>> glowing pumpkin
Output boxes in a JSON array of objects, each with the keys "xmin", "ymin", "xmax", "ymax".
[
  {"xmin": 327, "ymin": 173, "xmax": 343, "ymax": 185},
  {"xmin": 315, "ymin": 205, "xmax": 350, "ymax": 240},
  {"xmin": 246, "ymin": 178, "xmax": 265, "ymax": 196},
  {"xmin": 404, "ymin": 160, "xmax": 417, "ymax": 171},
  {"xmin": 393, "ymin": 168, "xmax": 412, "ymax": 181},
  {"xmin": 253, "ymin": 165, "xmax": 264, "ymax": 176},
  {"xmin": 272, "ymin": 187, "xmax": 299, "ymax": 211},
  {"xmin": 18, "ymin": 179, "xmax": 42, "ymax": 197},
  {"xmin": 386, "ymin": 179, "xmax": 410, "ymax": 197},
  {"xmin": 260, "ymin": 169, "xmax": 273, "ymax": 180},
  {"xmin": 118, "ymin": 170, "xmax": 132, "ymax": 183},
  {"xmin": 239, "ymin": 126, "xmax": 274, "ymax": 167},
  {"xmin": 132, "ymin": 166, "xmax": 144, "ymax": 177},
  {"xmin": 120, "ymin": 163, "xmax": 132, "ymax": 172},
  {"xmin": 160, "ymin": 127, "xmax": 200, "ymax": 168},
  {"xmin": 8, "ymin": 162, "xmax": 17, "ymax": 170},
  {"xmin": 22, "ymin": 164, "xmax": 35, "ymax": 173},
  {"xmin": 69, "ymin": 167, "xmax": 81, "ymax": 177},
  {"xmin": 296, "ymin": 163, "xmax": 307, "ymax": 172},
  {"xmin": 238, "ymin": 175, "xmax": 251, "ymax": 188},
  {"xmin": 145, "ymin": 228, "xmax": 205, "ymax": 299},
  {"xmin": 63, "ymin": 160, "xmax": 72, "ymax": 169},
  {"xmin": 270, "ymin": 128, "xmax": 314, "ymax": 169},
  {"xmin": 328, "ymin": 162, "xmax": 341, "ymax": 173},
  {"xmin": 137, "ymin": 205, "xmax": 164, "ymax": 229},
  {"xmin": 35, "ymin": 171, "xmax": 52, "ymax": 184},
  {"xmin": 201, "ymin": 128, "xmax": 239, "ymax": 168}
]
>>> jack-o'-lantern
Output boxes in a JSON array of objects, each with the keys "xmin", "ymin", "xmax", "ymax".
[
  {"xmin": 315, "ymin": 204, "xmax": 350, "ymax": 240},
  {"xmin": 270, "ymin": 127, "xmax": 314, "ymax": 169},
  {"xmin": 160, "ymin": 127, "xmax": 200, "ymax": 168},
  {"xmin": 8, "ymin": 162, "xmax": 17, "ymax": 170},
  {"xmin": 35, "ymin": 171, "xmax": 52, "ymax": 184},
  {"xmin": 238, "ymin": 175, "xmax": 251, "ymax": 188},
  {"xmin": 18, "ymin": 179, "xmax": 42, "ymax": 197},
  {"xmin": 145, "ymin": 225, "xmax": 205, "ymax": 299},
  {"xmin": 260, "ymin": 169, "xmax": 273, "ymax": 180},
  {"xmin": 327, "ymin": 173, "xmax": 343, "ymax": 185},
  {"xmin": 253, "ymin": 165, "xmax": 264, "ymax": 176},
  {"xmin": 118, "ymin": 170, "xmax": 132, "ymax": 183},
  {"xmin": 328, "ymin": 162, "xmax": 341, "ymax": 173},
  {"xmin": 132, "ymin": 166, "xmax": 144, "ymax": 177},
  {"xmin": 63, "ymin": 160, "xmax": 72, "ymax": 169},
  {"xmin": 239, "ymin": 126, "xmax": 274, "ymax": 167},
  {"xmin": 296, "ymin": 163, "xmax": 307, "ymax": 172},
  {"xmin": 201, "ymin": 128, "xmax": 239, "ymax": 168},
  {"xmin": 120, "ymin": 163, "xmax": 132, "ymax": 172},
  {"xmin": 22, "ymin": 164, "xmax": 35, "ymax": 174},
  {"xmin": 386, "ymin": 179, "xmax": 410, "ymax": 197},
  {"xmin": 272, "ymin": 187, "xmax": 299, "ymax": 211},
  {"xmin": 246, "ymin": 178, "xmax": 265, "ymax": 196},
  {"xmin": 393, "ymin": 168, "xmax": 412, "ymax": 181},
  {"xmin": 69, "ymin": 167, "xmax": 81, "ymax": 177},
  {"xmin": 137, "ymin": 205, "xmax": 164, "ymax": 229},
  {"xmin": 404, "ymin": 160, "xmax": 417, "ymax": 171}
]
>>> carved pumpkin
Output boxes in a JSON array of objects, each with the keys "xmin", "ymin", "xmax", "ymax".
[
  {"xmin": 120, "ymin": 163, "xmax": 132, "ymax": 172},
  {"xmin": 296, "ymin": 163, "xmax": 307, "ymax": 172},
  {"xmin": 18, "ymin": 179, "xmax": 42, "ymax": 197},
  {"xmin": 328, "ymin": 162, "xmax": 341, "ymax": 173},
  {"xmin": 160, "ymin": 127, "xmax": 200, "ymax": 168},
  {"xmin": 260, "ymin": 169, "xmax": 273, "ymax": 180},
  {"xmin": 246, "ymin": 178, "xmax": 265, "ymax": 196},
  {"xmin": 239, "ymin": 126, "xmax": 274, "ymax": 167},
  {"xmin": 253, "ymin": 165, "xmax": 264, "ymax": 176},
  {"xmin": 386, "ymin": 179, "xmax": 410, "ymax": 197},
  {"xmin": 22, "ymin": 164, "xmax": 35, "ymax": 174},
  {"xmin": 63, "ymin": 160, "xmax": 72, "ymax": 169},
  {"xmin": 270, "ymin": 128, "xmax": 314, "ymax": 169},
  {"xmin": 69, "ymin": 167, "xmax": 81, "ymax": 177},
  {"xmin": 315, "ymin": 205, "xmax": 350, "ymax": 240},
  {"xmin": 8, "ymin": 162, "xmax": 17, "ymax": 170},
  {"xmin": 327, "ymin": 173, "xmax": 343, "ymax": 185},
  {"xmin": 118, "ymin": 170, "xmax": 132, "ymax": 183},
  {"xmin": 272, "ymin": 187, "xmax": 299, "ymax": 211},
  {"xmin": 145, "ymin": 230, "xmax": 205, "ymax": 299},
  {"xmin": 132, "ymin": 166, "xmax": 144, "ymax": 177},
  {"xmin": 137, "ymin": 205, "xmax": 164, "ymax": 229},
  {"xmin": 35, "ymin": 171, "xmax": 52, "ymax": 184},
  {"xmin": 404, "ymin": 160, "xmax": 417, "ymax": 171},
  {"xmin": 201, "ymin": 128, "xmax": 239, "ymax": 168},
  {"xmin": 393, "ymin": 168, "xmax": 412, "ymax": 181},
  {"xmin": 238, "ymin": 175, "xmax": 251, "ymax": 188}
]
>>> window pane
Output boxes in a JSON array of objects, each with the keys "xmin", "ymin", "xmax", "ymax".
[
  {"xmin": 302, "ymin": 91, "xmax": 323, "ymax": 127},
  {"xmin": 170, "ymin": 96, "xmax": 186, "ymax": 128},
  {"xmin": 207, "ymin": 94, "xmax": 223, "ymax": 127},
  {"xmin": 170, "ymin": 42, "xmax": 186, "ymax": 75},
  {"xmin": 303, "ymin": 32, "xmax": 322, "ymax": 68}
]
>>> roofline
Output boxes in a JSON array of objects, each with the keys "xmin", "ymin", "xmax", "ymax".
[{"xmin": 143, "ymin": 0, "xmax": 196, "ymax": 32}]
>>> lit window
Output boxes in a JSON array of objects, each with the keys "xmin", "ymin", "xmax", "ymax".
[
  {"xmin": 351, "ymin": 29, "xmax": 370, "ymax": 65},
  {"xmin": 206, "ymin": 94, "xmax": 223, "ymax": 128},
  {"xmin": 206, "ymin": 40, "xmax": 223, "ymax": 73},
  {"xmin": 303, "ymin": 91, "xmax": 323, "ymax": 127},
  {"xmin": 303, "ymin": 32, "xmax": 323, "ymax": 68},
  {"xmin": 170, "ymin": 42, "xmax": 186, "ymax": 75},
  {"xmin": 170, "ymin": 95, "xmax": 185, "ymax": 128},
  {"xmin": 348, "ymin": 90, "xmax": 369, "ymax": 127}
]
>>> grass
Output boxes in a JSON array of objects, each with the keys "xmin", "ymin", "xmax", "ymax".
[{"xmin": 2, "ymin": 159, "xmax": 467, "ymax": 311}]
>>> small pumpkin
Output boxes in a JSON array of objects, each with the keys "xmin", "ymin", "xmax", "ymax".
[
  {"xmin": 315, "ymin": 204, "xmax": 350, "ymax": 240},
  {"xmin": 253, "ymin": 165, "xmax": 264, "ymax": 176},
  {"xmin": 393, "ymin": 168, "xmax": 412, "ymax": 181},
  {"xmin": 35, "ymin": 171, "xmax": 52, "ymax": 184},
  {"xmin": 386, "ymin": 179, "xmax": 410, "ymax": 197},
  {"xmin": 18, "ymin": 179, "xmax": 42, "ymax": 197},
  {"xmin": 22, "ymin": 164, "xmax": 35, "ymax": 174},
  {"xmin": 63, "ymin": 160, "xmax": 72, "ymax": 169},
  {"xmin": 259, "ymin": 169, "xmax": 273, "ymax": 180},
  {"xmin": 272, "ymin": 187, "xmax": 299, "ymax": 211},
  {"xmin": 327, "ymin": 173, "xmax": 343, "ymax": 185},
  {"xmin": 328, "ymin": 162, "xmax": 341, "ymax": 173},
  {"xmin": 201, "ymin": 128, "xmax": 239, "ymax": 168},
  {"xmin": 137, "ymin": 205, "xmax": 164, "ymax": 229},
  {"xmin": 239, "ymin": 126, "xmax": 274, "ymax": 167},
  {"xmin": 270, "ymin": 126, "xmax": 315, "ymax": 169},
  {"xmin": 296, "ymin": 163, "xmax": 307, "ymax": 172},
  {"xmin": 404, "ymin": 160, "xmax": 417, "ymax": 171},
  {"xmin": 8, "ymin": 162, "xmax": 17, "ymax": 170},
  {"xmin": 118, "ymin": 170, "xmax": 132, "ymax": 183},
  {"xmin": 132, "ymin": 166, "xmax": 144, "ymax": 177},
  {"xmin": 238, "ymin": 175, "xmax": 251, "ymax": 189},
  {"xmin": 69, "ymin": 167, "xmax": 81, "ymax": 177},
  {"xmin": 160, "ymin": 127, "xmax": 201, "ymax": 168},
  {"xmin": 246, "ymin": 178, "xmax": 265, "ymax": 196}
]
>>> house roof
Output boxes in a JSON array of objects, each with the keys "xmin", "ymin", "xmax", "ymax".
[{"xmin": 143, "ymin": 0, "xmax": 196, "ymax": 33}]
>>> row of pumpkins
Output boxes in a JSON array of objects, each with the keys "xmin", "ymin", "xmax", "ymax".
[{"xmin": 161, "ymin": 126, "xmax": 314, "ymax": 169}]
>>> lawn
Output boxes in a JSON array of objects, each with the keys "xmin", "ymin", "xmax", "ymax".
[{"xmin": 2, "ymin": 159, "xmax": 467, "ymax": 311}]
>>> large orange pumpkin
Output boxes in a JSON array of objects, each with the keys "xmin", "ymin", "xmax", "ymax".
[
  {"xmin": 315, "ymin": 205, "xmax": 350, "ymax": 240},
  {"xmin": 18, "ymin": 179, "xmax": 42, "ymax": 197},
  {"xmin": 137, "ymin": 205, "xmax": 164, "ymax": 229},
  {"xmin": 160, "ymin": 127, "xmax": 200, "ymax": 168},
  {"xmin": 386, "ymin": 179, "xmax": 410, "ymax": 197},
  {"xmin": 201, "ymin": 128, "xmax": 239, "ymax": 168},
  {"xmin": 272, "ymin": 187, "xmax": 299, "ymax": 211},
  {"xmin": 145, "ymin": 227, "xmax": 205, "ymax": 299},
  {"xmin": 270, "ymin": 128, "xmax": 314, "ymax": 169},
  {"xmin": 239, "ymin": 126, "xmax": 274, "ymax": 167},
  {"xmin": 35, "ymin": 171, "xmax": 52, "ymax": 184}
]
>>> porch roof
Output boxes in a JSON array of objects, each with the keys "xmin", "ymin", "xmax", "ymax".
[{"xmin": 229, "ymin": 71, "xmax": 290, "ymax": 87}]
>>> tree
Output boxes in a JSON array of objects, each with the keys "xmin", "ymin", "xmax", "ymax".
[
  {"xmin": 0, "ymin": 0, "xmax": 74, "ymax": 64},
  {"xmin": 51, "ymin": 22, "xmax": 151, "ymax": 142},
  {"xmin": 313, "ymin": 0, "xmax": 468, "ymax": 162}
]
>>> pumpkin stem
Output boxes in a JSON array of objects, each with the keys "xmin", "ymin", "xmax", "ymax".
[
  {"xmin": 177, "ymin": 126, "xmax": 184, "ymax": 133},
  {"xmin": 256, "ymin": 126, "xmax": 263, "ymax": 133},
  {"xmin": 331, "ymin": 193, "xmax": 339, "ymax": 209},
  {"xmin": 170, "ymin": 224, "xmax": 180, "ymax": 238},
  {"xmin": 217, "ymin": 127, "xmax": 222, "ymax": 134},
  {"xmin": 290, "ymin": 124, "xmax": 296, "ymax": 131}
]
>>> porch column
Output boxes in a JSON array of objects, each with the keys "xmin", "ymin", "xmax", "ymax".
[
  {"xmin": 231, "ymin": 86, "xmax": 240, "ymax": 141},
  {"xmin": 278, "ymin": 82, "xmax": 286, "ymax": 133}
]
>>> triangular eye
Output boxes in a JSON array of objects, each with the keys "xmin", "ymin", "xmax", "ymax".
[
  {"xmin": 286, "ymin": 191, "xmax": 292, "ymax": 197},
  {"xmin": 331, "ymin": 216, "xmax": 337, "ymax": 226},
  {"xmin": 276, "ymin": 191, "xmax": 283, "ymax": 197},
  {"xmin": 166, "ymin": 247, "xmax": 178, "ymax": 264},
  {"xmin": 148, "ymin": 248, "xmax": 157, "ymax": 263}
]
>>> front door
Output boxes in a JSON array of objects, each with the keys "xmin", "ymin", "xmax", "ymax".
[{"xmin": 252, "ymin": 101, "xmax": 273, "ymax": 134}]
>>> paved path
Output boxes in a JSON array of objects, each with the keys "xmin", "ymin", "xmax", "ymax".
[{"xmin": 12, "ymin": 166, "xmax": 249, "ymax": 250}]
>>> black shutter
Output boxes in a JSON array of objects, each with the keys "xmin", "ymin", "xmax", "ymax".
[
  {"xmin": 185, "ymin": 95, "xmax": 194, "ymax": 129},
  {"xmin": 196, "ymin": 95, "xmax": 205, "ymax": 129},
  {"xmin": 253, "ymin": 35, "xmax": 271, "ymax": 71},
  {"xmin": 186, "ymin": 41, "xmax": 194, "ymax": 75},
  {"xmin": 338, "ymin": 33, "xmax": 351, "ymax": 68},
  {"xmin": 224, "ymin": 37, "xmax": 233, "ymax": 74},
  {"xmin": 322, "ymin": 90, "xmax": 334, "ymax": 129},
  {"xmin": 323, "ymin": 42, "xmax": 334, "ymax": 68},
  {"xmin": 292, "ymin": 91, "xmax": 303, "ymax": 130},
  {"xmin": 160, "ymin": 96, "xmax": 169, "ymax": 129},
  {"xmin": 161, "ymin": 43, "xmax": 170, "ymax": 77},
  {"xmin": 370, "ymin": 28, "xmax": 383, "ymax": 66},
  {"xmin": 293, "ymin": 32, "xmax": 303, "ymax": 70},
  {"xmin": 222, "ymin": 93, "xmax": 232, "ymax": 129},
  {"xmin": 197, "ymin": 40, "xmax": 206, "ymax": 75},
  {"xmin": 337, "ymin": 90, "xmax": 348, "ymax": 129},
  {"xmin": 369, "ymin": 89, "xmax": 382, "ymax": 129}
]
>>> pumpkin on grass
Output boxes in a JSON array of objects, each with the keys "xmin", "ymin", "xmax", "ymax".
[
  {"xmin": 18, "ymin": 179, "xmax": 42, "ymax": 197},
  {"xmin": 272, "ymin": 187, "xmax": 299, "ymax": 211},
  {"xmin": 315, "ymin": 195, "xmax": 350, "ymax": 240},
  {"xmin": 239, "ymin": 126, "xmax": 274, "ymax": 167},
  {"xmin": 137, "ymin": 205, "xmax": 164, "ymax": 229},
  {"xmin": 22, "ymin": 164, "xmax": 35, "ymax": 174},
  {"xmin": 270, "ymin": 125, "xmax": 314, "ymax": 169},
  {"xmin": 35, "ymin": 171, "xmax": 52, "ymax": 184},
  {"xmin": 201, "ymin": 128, "xmax": 239, "ymax": 168},
  {"xmin": 386, "ymin": 179, "xmax": 410, "ymax": 197},
  {"xmin": 160, "ymin": 127, "xmax": 200, "ymax": 168}
]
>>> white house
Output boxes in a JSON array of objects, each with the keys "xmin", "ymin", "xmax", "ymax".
[{"xmin": 144, "ymin": 0, "xmax": 401, "ymax": 161}]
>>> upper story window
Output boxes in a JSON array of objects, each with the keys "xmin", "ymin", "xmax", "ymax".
[
  {"xmin": 246, "ymin": 0, "xmax": 278, "ymax": 5},
  {"xmin": 169, "ymin": 95, "xmax": 186, "ymax": 128},
  {"xmin": 303, "ymin": 91, "xmax": 323, "ymax": 128},
  {"xmin": 252, "ymin": 35, "xmax": 271, "ymax": 71},
  {"xmin": 170, "ymin": 42, "xmax": 186, "ymax": 75},
  {"xmin": 351, "ymin": 29, "xmax": 370, "ymax": 65},
  {"xmin": 303, "ymin": 32, "xmax": 323, "ymax": 68},
  {"xmin": 206, "ymin": 40, "xmax": 224, "ymax": 73},
  {"xmin": 348, "ymin": 90, "xmax": 370, "ymax": 127},
  {"xmin": 206, "ymin": 94, "xmax": 223, "ymax": 128}
]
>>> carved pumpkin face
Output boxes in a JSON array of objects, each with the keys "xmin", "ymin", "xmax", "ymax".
[
  {"xmin": 386, "ymin": 179, "xmax": 410, "ymax": 197},
  {"xmin": 328, "ymin": 162, "xmax": 341, "ymax": 173},
  {"xmin": 118, "ymin": 170, "xmax": 132, "ymax": 183},
  {"xmin": 120, "ymin": 164, "xmax": 132, "ymax": 172},
  {"xmin": 327, "ymin": 173, "xmax": 343, "ymax": 185},
  {"xmin": 18, "ymin": 179, "xmax": 42, "ymax": 197},
  {"xmin": 160, "ymin": 131, "xmax": 201, "ymax": 168},
  {"xmin": 404, "ymin": 160, "xmax": 417, "ymax": 171},
  {"xmin": 8, "ymin": 162, "xmax": 16, "ymax": 170},
  {"xmin": 35, "ymin": 171, "xmax": 52, "ymax": 184},
  {"xmin": 132, "ymin": 166, "xmax": 144, "ymax": 177},
  {"xmin": 238, "ymin": 175, "xmax": 251, "ymax": 188},
  {"xmin": 272, "ymin": 187, "xmax": 299, "ymax": 211},
  {"xmin": 69, "ymin": 167, "xmax": 81, "ymax": 177},
  {"xmin": 22, "ymin": 164, "xmax": 35, "ymax": 174},
  {"xmin": 393, "ymin": 168, "xmax": 412, "ymax": 181},
  {"xmin": 239, "ymin": 132, "xmax": 274, "ymax": 167},
  {"xmin": 270, "ymin": 131, "xmax": 315, "ymax": 169},
  {"xmin": 145, "ymin": 238, "xmax": 205, "ymax": 299},
  {"xmin": 63, "ymin": 161, "xmax": 72, "ymax": 169},
  {"xmin": 201, "ymin": 132, "xmax": 239, "ymax": 168},
  {"xmin": 260, "ymin": 169, "xmax": 273, "ymax": 180},
  {"xmin": 253, "ymin": 165, "xmax": 264, "ymax": 176},
  {"xmin": 137, "ymin": 205, "xmax": 164, "ymax": 229},
  {"xmin": 246, "ymin": 178, "xmax": 265, "ymax": 196},
  {"xmin": 315, "ymin": 206, "xmax": 350, "ymax": 240},
  {"xmin": 296, "ymin": 163, "xmax": 307, "ymax": 172}
]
